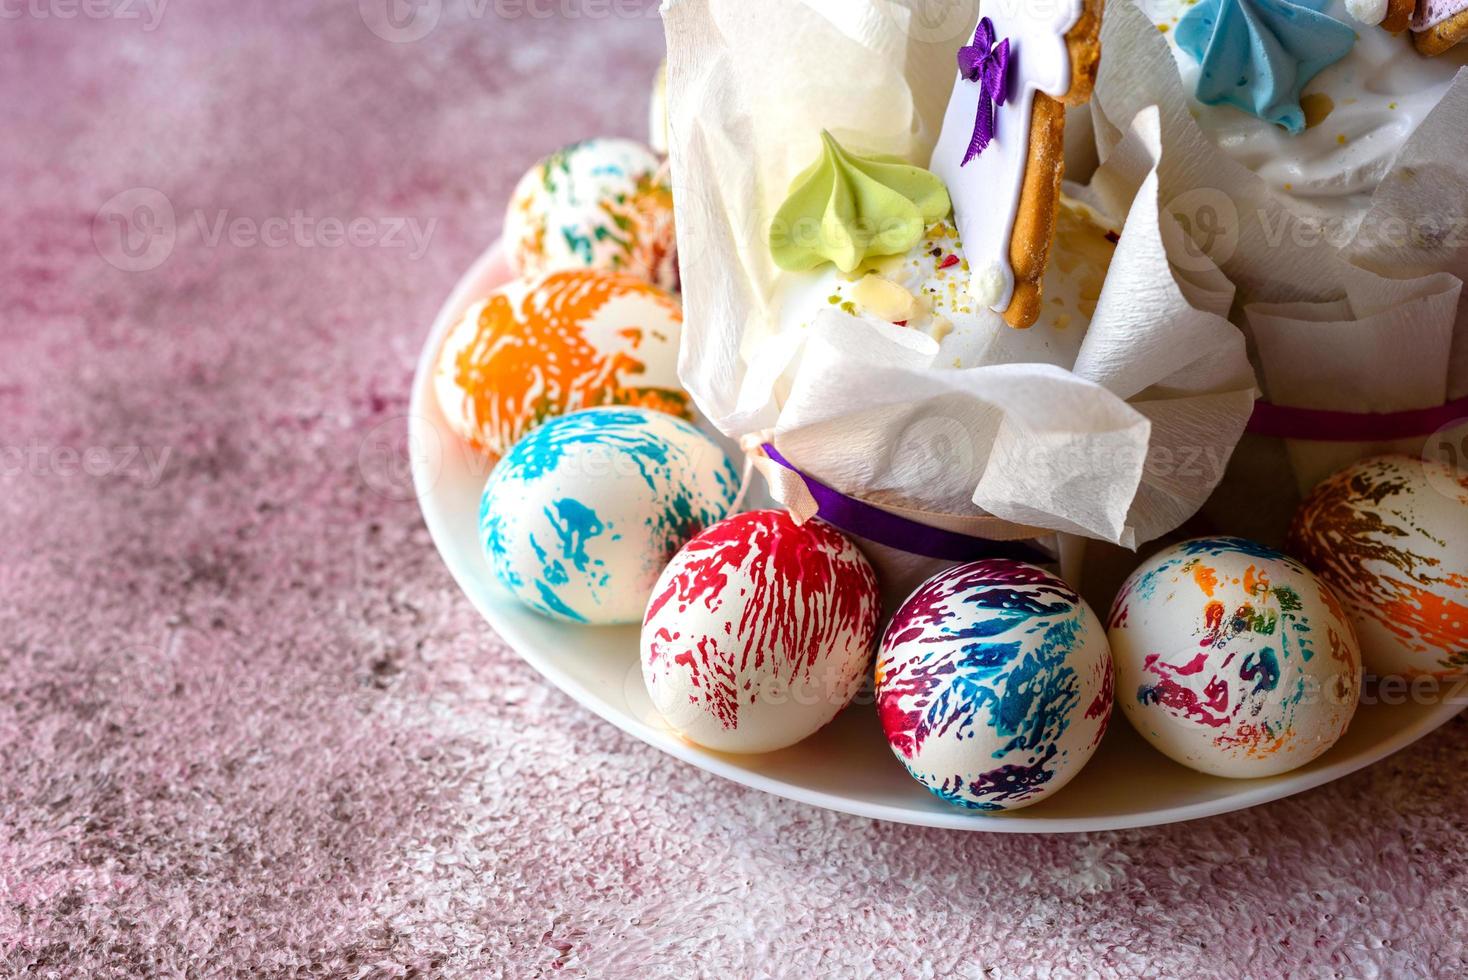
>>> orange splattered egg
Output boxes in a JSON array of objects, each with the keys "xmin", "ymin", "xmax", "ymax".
[
  {"xmin": 1108, "ymin": 538, "xmax": 1361, "ymax": 779},
  {"xmin": 1290, "ymin": 455, "xmax": 1468, "ymax": 680},
  {"xmin": 433, "ymin": 268, "xmax": 690, "ymax": 459}
]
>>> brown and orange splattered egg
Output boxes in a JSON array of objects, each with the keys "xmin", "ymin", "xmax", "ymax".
[
  {"xmin": 1290, "ymin": 455, "xmax": 1468, "ymax": 681},
  {"xmin": 434, "ymin": 268, "xmax": 690, "ymax": 459}
]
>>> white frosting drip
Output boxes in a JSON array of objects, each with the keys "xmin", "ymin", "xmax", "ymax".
[
  {"xmin": 930, "ymin": 4, "xmax": 1083, "ymax": 314},
  {"xmin": 1345, "ymin": 0, "xmax": 1388, "ymax": 24},
  {"xmin": 1138, "ymin": 0, "xmax": 1468, "ymax": 225}
]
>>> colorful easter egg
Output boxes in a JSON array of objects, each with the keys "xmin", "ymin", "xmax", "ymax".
[
  {"xmin": 875, "ymin": 561, "xmax": 1114, "ymax": 812},
  {"xmin": 479, "ymin": 408, "xmax": 739, "ymax": 625},
  {"xmin": 504, "ymin": 138, "xmax": 678, "ymax": 290},
  {"xmin": 434, "ymin": 269, "xmax": 689, "ymax": 458},
  {"xmin": 641, "ymin": 510, "xmax": 880, "ymax": 753},
  {"xmin": 1289, "ymin": 455, "xmax": 1468, "ymax": 679},
  {"xmin": 1108, "ymin": 537, "xmax": 1362, "ymax": 779}
]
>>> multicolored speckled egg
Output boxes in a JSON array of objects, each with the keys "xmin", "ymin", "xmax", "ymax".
[
  {"xmin": 434, "ymin": 269, "xmax": 689, "ymax": 459},
  {"xmin": 504, "ymin": 138, "xmax": 678, "ymax": 291},
  {"xmin": 1108, "ymin": 537, "xmax": 1362, "ymax": 779},
  {"xmin": 479, "ymin": 408, "xmax": 739, "ymax": 625},
  {"xmin": 1290, "ymin": 455, "xmax": 1468, "ymax": 679},
  {"xmin": 641, "ymin": 511, "xmax": 880, "ymax": 753},
  {"xmin": 875, "ymin": 561, "xmax": 1114, "ymax": 812}
]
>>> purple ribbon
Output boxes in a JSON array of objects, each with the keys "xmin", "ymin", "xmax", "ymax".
[
  {"xmin": 761, "ymin": 444, "xmax": 1053, "ymax": 565},
  {"xmin": 958, "ymin": 17, "xmax": 1011, "ymax": 165},
  {"xmin": 1248, "ymin": 394, "xmax": 1468, "ymax": 442},
  {"xmin": 760, "ymin": 392, "xmax": 1468, "ymax": 560}
]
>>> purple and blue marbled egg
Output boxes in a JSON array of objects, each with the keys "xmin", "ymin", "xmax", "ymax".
[
  {"xmin": 478, "ymin": 407, "xmax": 739, "ymax": 625},
  {"xmin": 875, "ymin": 560, "xmax": 1114, "ymax": 812}
]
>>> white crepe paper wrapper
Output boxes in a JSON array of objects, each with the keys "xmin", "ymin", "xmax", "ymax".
[
  {"xmin": 1092, "ymin": 0, "xmax": 1468, "ymax": 491},
  {"xmin": 662, "ymin": 0, "xmax": 1257, "ymax": 584},
  {"xmin": 1247, "ymin": 272, "xmax": 1466, "ymax": 492}
]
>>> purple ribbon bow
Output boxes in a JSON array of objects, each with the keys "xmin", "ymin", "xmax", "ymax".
[{"xmin": 957, "ymin": 17, "xmax": 1011, "ymax": 165}]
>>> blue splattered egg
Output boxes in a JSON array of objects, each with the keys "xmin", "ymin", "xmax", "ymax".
[
  {"xmin": 479, "ymin": 407, "xmax": 739, "ymax": 625},
  {"xmin": 876, "ymin": 560, "xmax": 1114, "ymax": 812},
  {"xmin": 1108, "ymin": 537, "xmax": 1361, "ymax": 779}
]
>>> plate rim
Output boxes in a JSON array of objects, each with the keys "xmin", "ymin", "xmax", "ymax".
[{"xmin": 409, "ymin": 239, "xmax": 1468, "ymax": 834}]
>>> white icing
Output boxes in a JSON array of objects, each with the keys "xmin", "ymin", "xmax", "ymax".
[
  {"xmin": 931, "ymin": 4, "xmax": 1083, "ymax": 315},
  {"xmin": 1415, "ymin": 0, "xmax": 1468, "ymax": 31},
  {"xmin": 1345, "ymin": 0, "xmax": 1388, "ymax": 25},
  {"xmin": 1138, "ymin": 0, "xmax": 1468, "ymax": 224}
]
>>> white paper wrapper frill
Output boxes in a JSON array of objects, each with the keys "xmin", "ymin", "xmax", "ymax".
[
  {"xmin": 1092, "ymin": 0, "xmax": 1468, "ymax": 493},
  {"xmin": 661, "ymin": 0, "xmax": 1257, "ymax": 588}
]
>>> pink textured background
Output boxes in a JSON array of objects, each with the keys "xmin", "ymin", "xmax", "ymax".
[{"xmin": 3, "ymin": 1, "xmax": 1467, "ymax": 975}]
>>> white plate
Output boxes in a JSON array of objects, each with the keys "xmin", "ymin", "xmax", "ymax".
[{"xmin": 410, "ymin": 241, "xmax": 1468, "ymax": 833}]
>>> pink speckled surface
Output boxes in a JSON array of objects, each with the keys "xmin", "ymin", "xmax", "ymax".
[{"xmin": 3, "ymin": 2, "xmax": 1468, "ymax": 976}]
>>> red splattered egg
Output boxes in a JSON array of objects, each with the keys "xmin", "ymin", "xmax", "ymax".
[
  {"xmin": 1290, "ymin": 455, "xmax": 1468, "ymax": 680},
  {"xmin": 640, "ymin": 510, "xmax": 880, "ymax": 754}
]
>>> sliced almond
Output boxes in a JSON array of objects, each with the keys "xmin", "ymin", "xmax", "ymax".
[{"xmin": 851, "ymin": 274, "xmax": 915, "ymax": 323}]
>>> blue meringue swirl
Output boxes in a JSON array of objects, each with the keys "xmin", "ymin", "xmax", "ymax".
[{"xmin": 1177, "ymin": 0, "xmax": 1358, "ymax": 135}]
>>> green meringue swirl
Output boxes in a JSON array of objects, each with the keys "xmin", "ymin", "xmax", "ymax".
[{"xmin": 769, "ymin": 131, "xmax": 951, "ymax": 274}]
